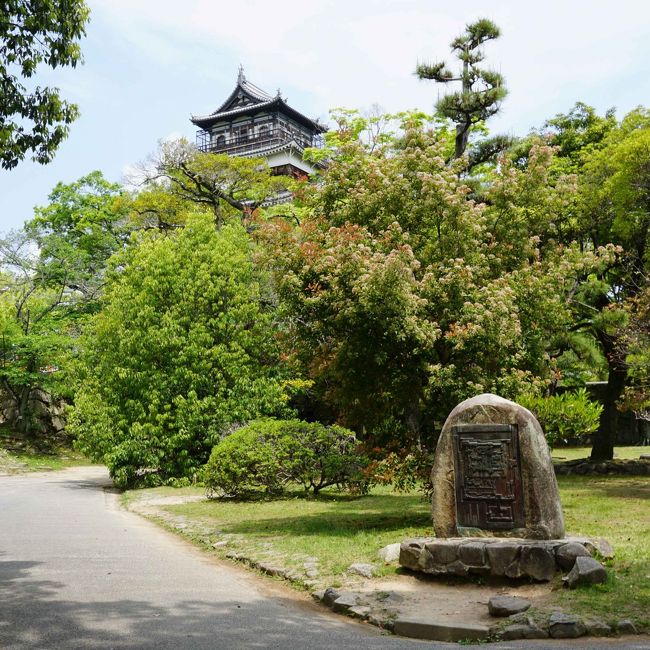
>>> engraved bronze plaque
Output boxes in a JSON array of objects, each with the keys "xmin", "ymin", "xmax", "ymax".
[{"xmin": 452, "ymin": 424, "xmax": 525, "ymax": 530}]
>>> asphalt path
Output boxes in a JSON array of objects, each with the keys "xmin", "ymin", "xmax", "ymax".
[{"xmin": 1, "ymin": 467, "xmax": 649, "ymax": 650}]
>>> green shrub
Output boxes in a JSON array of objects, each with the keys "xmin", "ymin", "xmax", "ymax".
[
  {"xmin": 70, "ymin": 216, "xmax": 290, "ymax": 488},
  {"xmin": 204, "ymin": 419, "xmax": 368, "ymax": 498},
  {"xmin": 364, "ymin": 449, "xmax": 434, "ymax": 497},
  {"xmin": 518, "ymin": 388, "xmax": 603, "ymax": 448}
]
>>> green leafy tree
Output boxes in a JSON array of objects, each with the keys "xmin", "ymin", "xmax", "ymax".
[
  {"xmin": 502, "ymin": 105, "xmax": 650, "ymax": 459},
  {"xmin": 262, "ymin": 114, "xmax": 613, "ymax": 446},
  {"xmin": 0, "ymin": 0, "xmax": 90, "ymax": 169},
  {"xmin": 0, "ymin": 172, "xmax": 128, "ymax": 436},
  {"xmin": 140, "ymin": 139, "xmax": 290, "ymax": 228},
  {"xmin": 26, "ymin": 171, "xmax": 130, "ymax": 301},
  {"xmin": 70, "ymin": 214, "xmax": 290, "ymax": 487},
  {"xmin": 574, "ymin": 109, "xmax": 650, "ymax": 459},
  {"xmin": 618, "ymin": 282, "xmax": 650, "ymax": 415},
  {"xmin": 415, "ymin": 18, "xmax": 506, "ymax": 158},
  {"xmin": 0, "ymin": 231, "xmax": 71, "ymax": 435},
  {"xmin": 542, "ymin": 102, "xmax": 617, "ymax": 169}
]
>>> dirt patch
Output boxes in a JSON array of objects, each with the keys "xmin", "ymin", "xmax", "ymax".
[{"xmin": 356, "ymin": 573, "xmax": 553, "ymax": 626}]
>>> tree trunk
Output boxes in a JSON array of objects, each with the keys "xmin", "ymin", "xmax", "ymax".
[
  {"xmin": 406, "ymin": 400, "xmax": 422, "ymax": 448},
  {"xmin": 453, "ymin": 51, "xmax": 471, "ymax": 160},
  {"xmin": 454, "ymin": 122, "xmax": 471, "ymax": 159},
  {"xmin": 16, "ymin": 385, "xmax": 33, "ymax": 437},
  {"xmin": 214, "ymin": 202, "xmax": 222, "ymax": 230},
  {"xmin": 591, "ymin": 341, "xmax": 626, "ymax": 461}
]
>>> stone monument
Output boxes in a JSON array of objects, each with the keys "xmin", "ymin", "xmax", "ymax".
[
  {"xmin": 400, "ymin": 394, "xmax": 610, "ymax": 582},
  {"xmin": 432, "ymin": 393, "xmax": 564, "ymax": 539}
]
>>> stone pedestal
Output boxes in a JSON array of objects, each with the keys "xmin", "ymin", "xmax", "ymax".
[{"xmin": 399, "ymin": 537, "xmax": 605, "ymax": 582}]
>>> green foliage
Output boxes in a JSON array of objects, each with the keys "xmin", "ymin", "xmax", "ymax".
[
  {"xmin": 0, "ymin": 233, "xmax": 77, "ymax": 432},
  {"xmin": 0, "ymin": 172, "xmax": 130, "ymax": 436},
  {"xmin": 204, "ymin": 419, "xmax": 368, "ymax": 497},
  {"xmin": 26, "ymin": 171, "xmax": 130, "ymax": 301},
  {"xmin": 364, "ymin": 448, "xmax": 434, "ymax": 497},
  {"xmin": 563, "ymin": 107, "xmax": 650, "ymax": 458},
  {"xmin": 70, "ymin": 215, "xmax": 290, "ymax": 488},
  {"xmin": 619, "ymin": 284, "xmax": 650, "ymax": 413},
  {"xmin": 518, "ymin": 389, "xmax": 603, "ymax": 448},
  {"xmin": 0, "ymin": 0, "xmax": 90, "ymax": 169},
  {"xmin": 541, "ymin": 102, "xmax": 617, "ymax": 173},
  {"xmin": 263, "ymin": 116, "xmax": 614, "ymax": 443},
  {"xmin": 554, "ymin": 332, "xmax": 607, "ymax": 386},
  {"xmin": 144, "ymin": 139, "xmax": 290, "ymax": 227}
]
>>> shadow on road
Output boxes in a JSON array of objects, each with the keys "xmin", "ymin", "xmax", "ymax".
[
  {"xmin": 43, "ymin": 469, "xmax": 114, "ymax": 493},
  {"xmin": 0, "ymin": 554, "xmax": 417, "ymax": 650}
]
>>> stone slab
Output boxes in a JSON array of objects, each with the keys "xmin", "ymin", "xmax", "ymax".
[
  {"xmin": 488, "ymin": 595, "xmax": 531, "ymax": 617},
  {"xmin": 393, "ymin": 617, "xmax": 490, "ymax": 642},
  {"xmin": 564, "ymin": 555, "xmax": 607, "ymax": 588},
  {"xmin": 549, "ymin": 612, "xmax": 587, "ymax": 638},
  {"xmin": 377, "ymin": 543, "xmax": 401, "ymax": 563}
]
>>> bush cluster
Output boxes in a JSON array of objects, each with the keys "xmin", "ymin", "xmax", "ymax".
[
  {"xmin": 70, "ymin": 217, "xmax": 289, "ymax": 488},
  {"xmin": 518, "ymin": 388, "xmax": 603, "ymax": 448},
  {"xmin": 204, "ymin": 419, "xmax": 368, "ymax": 497},
  {"xmin": 363, "ymin": 448, "xmax": 434, "ymax": 497}
]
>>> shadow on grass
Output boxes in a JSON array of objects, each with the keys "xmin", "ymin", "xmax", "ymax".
[
  {"xmin": 175, "ymin": 493, "xmax": 432, "ymax": 538},
  {"xmin": 223, "ymin": 512, "xmax": 431, "ymax": 537},
  {"xmin": 207, "ymin": 489, "xmax": 365, "ymax": 504},
  {"xmin": 558, "ymin": 475, "xmax": 650, "ymax": 500}
]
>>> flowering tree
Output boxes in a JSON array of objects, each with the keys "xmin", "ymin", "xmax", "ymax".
[{"xmin": 262, "ymin": 113, "xmax": 614, "ymax": 446}]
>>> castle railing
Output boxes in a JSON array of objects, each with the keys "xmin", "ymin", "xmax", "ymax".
[{"xmin": 195, "ymin": 127, "xmax": 322, "ymax": 156}]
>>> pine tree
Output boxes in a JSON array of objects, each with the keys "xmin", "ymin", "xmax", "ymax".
[{"xmin": 416, "ymin": 18, "xmax": 507, "ymax": 159}]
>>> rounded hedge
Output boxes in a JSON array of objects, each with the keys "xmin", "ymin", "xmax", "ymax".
[{"xmin": 204, "ymin": 419, "xmax": 368, "ymax": 497}]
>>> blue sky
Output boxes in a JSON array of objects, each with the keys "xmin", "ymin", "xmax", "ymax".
[{"xmin": 2, "ymin": 0, "xmax": 650, "ymax": 233}]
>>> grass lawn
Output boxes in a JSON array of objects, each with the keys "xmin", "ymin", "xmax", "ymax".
[
  {"xmin": 551, "ymin": 446, "xmax": 649, "ymax": 461},
  {"xmin": 129, "ymin": 455, "xmax": 649, "ymax": 629},
  {"xmin": 557, "ymin": 474, "xmax": 650, "ymax": 628},
  {"xmin": 151, "ymin": 487, "xmax": 432, "ymax": 582}
]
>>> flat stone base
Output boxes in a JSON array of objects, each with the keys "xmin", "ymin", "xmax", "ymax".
[
  {"xmin": 393, "ymin": 617, "xmax": 490, "ymax": 642},
  {"xmin": 399, "ymin": 536, "xmax": 608, "ymax": 581}
]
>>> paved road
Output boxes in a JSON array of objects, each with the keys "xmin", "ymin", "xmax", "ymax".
[
  {"xmin": 0, "ymin": 467, "xmax": 434, "ymax": 649},
  {"xmin": 1, "ymin": 468, "xmax": 649, "ymax": 650}
]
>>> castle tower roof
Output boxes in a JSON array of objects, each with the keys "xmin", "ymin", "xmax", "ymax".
[{"xmin": 191, "ymin": 68, "xmax": 326, "ymax": 133}]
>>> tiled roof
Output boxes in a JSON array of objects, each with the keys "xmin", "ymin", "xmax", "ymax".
[
  {"xmin": 233, "ymin": 140, "xmax": 327, "ymax": 169},
  {"xmin": 230, "ymin": 78, "xmax": 274, "ymax": 105},
  {"xmin": 249, "ymin": 140, "xmax": 304, "ymax": 157},
  {"xmin": 191, "ymin": 68, "xmax": 326, "ymax": 133},
  {"xmin": 192, "ymin": 97, "xmax": 278, "ymax": 123}
]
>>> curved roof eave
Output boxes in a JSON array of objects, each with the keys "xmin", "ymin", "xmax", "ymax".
[{"xmin": 191, "ymin": 97, "xmax": 327, "ymax": 134}]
